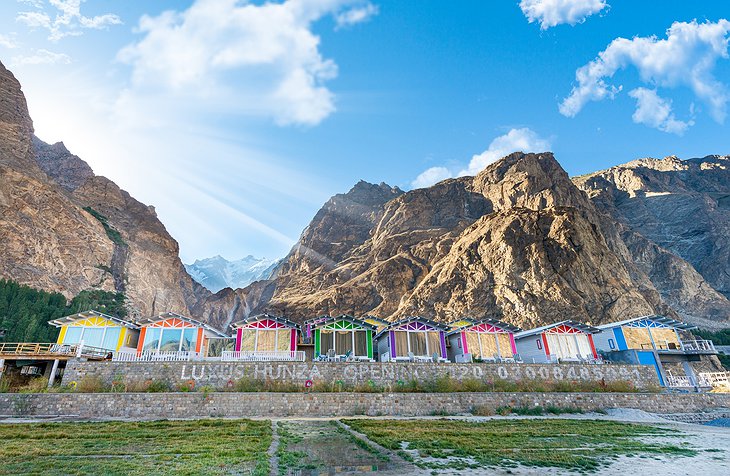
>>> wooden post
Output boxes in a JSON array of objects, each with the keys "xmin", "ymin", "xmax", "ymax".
[
  {"xmin": 0, "ymin": 358, "xmax": 5, "ymax": 381},
  {"xmin": 47, "ymin": 359, "xmax": 60, "ymax": 388}
]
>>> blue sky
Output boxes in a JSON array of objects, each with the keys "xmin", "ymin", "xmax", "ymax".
[{"xmin": 1, "ymin": 0, "xmax": 729, "ymax": 263}]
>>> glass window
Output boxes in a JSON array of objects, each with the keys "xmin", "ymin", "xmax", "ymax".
[
  {"xmin": 62, "ymin": 327, "xmax": 83, "ymax": 345},
  {"xmin": 427, "ymin": 332, "xmax": 441, "ymax": 357},
  {"xmin": 394, "ymin": 331, "xmax": 409, "ymax": 357},
  {"xmin": 277, "ymin": 330, "xmax": 290, "ymax": 351},
  {"xmin": 181, "ymin": 328, "xmax": 197, "ymax": 351},
  {"xmin": 336, "ymin": 331, "xmax": 353, "ymax": 354},
  {"xmin": 240, "ymin": 329, "xmax": 256, "ymax": 351},
  {"xmin": 320, "ymin": 330, "xmax": 334, "ymax": 355},
  {"xmin": 102, "ymin": 328, "xmax": 121, "ymax": 351},
  {"xmin": 354, "ymin": 331, "xmax": 367, "ymax": 357},
  {"xmin": 82, "ymin": 328, "xmax": 104, "ymax": 348},
  {"xmin": 160, "ymin": 329, "xmax": 182, "ymax": 351},
  {"xmin": 257, "ymin": 330, "xmax": 276, "ymax": 351},
  {"xmin": 409, "ymin": 332, "xmax": 427, "ymax": 356},
  {"xmin": 143, "ymin": 328, "xmax": 161, "ymax": 351}
]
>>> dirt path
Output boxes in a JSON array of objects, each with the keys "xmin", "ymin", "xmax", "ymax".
[{"xmin": 268, "ymin": 420, "xmax": 280, "ymax": 476}]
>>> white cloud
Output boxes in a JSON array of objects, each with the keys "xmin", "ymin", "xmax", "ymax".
[
  {"xmin": 0, "ymin": 34, "xmax": 19, "ymax": 49},
  {"xmin": 335, "ymin": 3, "xmax": 378, "ymax": 29},
  {"xmin": 560, "ymin": 19, "xmax": 730, "ymax": 132},
  {"xmin": 12, "ymin": 48, "xmax": 71, "ymax": 65},
  {"xmin": 16, "ymin": 0, "xmax": 122, "ymax": 41},
  {"xmin": 411, "ymin": 166, "xmax": 452, "ymax": 189},
  {"xmin": 628, "ymin": 88, "xmax": 693, "ymax": 135},
  {"xmin": 118, "ymin": 0, "xmax": 376, "ymax": 126},
  {"xmin": 410, "ymin": 128, "xmax": 551, "ymax": 188},
  {"xmin": 461, "ymin": 128, "xmax": 552, "ymax": 176},
  {"xmin": 519, "ymin": 0, "xmax": 608, "ymax": 30}
]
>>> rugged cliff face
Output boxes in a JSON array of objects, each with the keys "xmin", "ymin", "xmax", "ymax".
[
  {"xmin": 0, "ymin": 61, "xmax": 208, "ymax": 318},
  {"xmin": 250, "ymin": 152, "xmax": 726, "ymax": 329}
]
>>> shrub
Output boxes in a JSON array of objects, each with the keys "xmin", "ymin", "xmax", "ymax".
[
  {"xmin": 0, "ymin": 378, "xmax": 11, "ymax": 393},
  {"xmin": 18, "ymin": 377, "xmax": 48, "ymax": 394},
  {"xmin": 75, "ymin": 377, "xmax": 107, "ymax": 393}
]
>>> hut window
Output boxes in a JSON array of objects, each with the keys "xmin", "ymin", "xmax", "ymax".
[
  {"xmin": 181, "ymin": 329, "xmax": 197, "ymax": 351},
  {"xmin": 320, "ymin": 330, "xmax": 334, "ymax": 354},
  {"xmin": 536, "ymin": 338, "xmax": 542, "ymax": 350},
  {"xmin": 82, "ymin": 328, "xmax": 104, "ymax": 348},
  {"xmin": 354, "ymin": 331, "xmax": 368, "ymax": 356},
  {"xmin": 257, "ymin": 330, "xmax": 277, "ymax": 351},
  {"xmin": 240, "ymin": 329, "xmax": 256, "ymax": 351},
  {"xmin": 608, "ymin": 338, "xmax": 616, "ymax": 349},
  {"xmin": 479, "ymin": 333, "xmax": 499, "ymax": 359},
  {"xmin": 394, "ymin": 332, "xmax": 409, "ymax": 357},
  {"xmin": 409, "ymin": 332, "xmax": 427, "ymax": 356},
  {"xmin": 427, "ymin": 332, "xmax": 441, "ymax": 356},
  {"xmin": 143, "ymin": 328, "xmax": 161, "ymax": 351},
  {"xmin": 160, "ymin": 329, "xmax": 181, "ymax": 351},
  {"xmin": 62, "ymin": 327, "xmax": 83, "ymax": 345},
  {"xmin": 102, "ymin": 328, "xmax": 121, "ymax": 351},
  {"xmin": 336, "ymin": 331, "xmax": 353, "ymax": 354},
  {"xmin": 467, "ymin": 332, "xmax": 480, "ymax": 358},
  {"xmin": 277, "ymin": 330, "xmax": 290, "ymax": 351}
]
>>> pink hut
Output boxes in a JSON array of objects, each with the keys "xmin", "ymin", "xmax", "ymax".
[
  {"xmin": 446, "ymin": 318, "xmax": 521, "ymax": 362},
  {"xmin": 230, "ymin": 314, "xmax": 302, "ymax": 361}
]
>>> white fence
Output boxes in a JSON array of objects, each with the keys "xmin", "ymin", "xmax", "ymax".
[
  {"xmin": 699, "ymin": 371, "xmax": 730, "ymax": 389},
  {"xmin": 221, "ymin": 351, "xmax": 306, "ymax": 362},
  {"xmin": 665, "ymin": 374, "xmax": 695, "ymax": 388},
  {"xmin": 112, "ymin": 351, "xmax": 200, "ymax": 362}
]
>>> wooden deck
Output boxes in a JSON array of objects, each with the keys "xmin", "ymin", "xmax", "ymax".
[{"xmin": 0, "ymin": 342, "xmax": 109, "ymax": 361}]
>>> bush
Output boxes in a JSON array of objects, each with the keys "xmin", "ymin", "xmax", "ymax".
[
  {"xmin": 75, "ymin": 377, "xmax": 107, "ymax": 393},
  {"xmin": 18, "ymin": 377, "xmax": 49, "ymax": 394}
]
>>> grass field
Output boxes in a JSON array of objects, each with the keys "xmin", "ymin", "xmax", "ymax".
[
  {"xmin": 0, "ymin": 419, "xmax": 271, "ymax": 476},
  {"xmin": 344, "ymin": 418, "xmax": 697, "ymax": 472}
]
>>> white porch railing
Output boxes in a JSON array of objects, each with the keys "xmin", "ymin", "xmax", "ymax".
[
  {"xmin": 699, "ymin": 371, "xmax": 730, "ymax": 389},
  {"xmin": 681, "ymin": 340, "xmax": 716, "ymax": 353},
  {"xmin": 665, "ymin": 374, "xmax": 694, "ymax": 388},
  {"xmin": 112, "ymin": 351, "xmax": 200, "ymax": 362},
  {"xmin": 221, "ymin": 351, "xmax": 305, "ymax": 362}
]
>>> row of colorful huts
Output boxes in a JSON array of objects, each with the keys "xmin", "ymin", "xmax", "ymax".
[{"xmin": 48, "ymin": 311, "xmax": 716, "ymax": 385}]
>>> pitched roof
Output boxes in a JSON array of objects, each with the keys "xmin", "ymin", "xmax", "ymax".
[
  {"xmin": 514, "ymin": 320, "xmax": 600, "ymax": 338},
  {"xmin": 48, "ymin": 310, "xmax": 139, "ymax": 329},
  {"xmin": 446, "ymin": 317, "xmax": 522, "ymax": 335},
  {"xmin": 305, "ymin": 314, "xmax": 378, "ymax": 331},
  {"xmin": 596, "ymin": 315, "xmax": 696, "ymax": 331},
  {"xmin": 136, "ymin": 312, "xmax": 228, "ymax": 337},
  {"xmin": 374, "ymin": 316, "xmax": 448, "ymax": 340},
  {"xmin": 231, "ymin": 313, "xmax": 301, "ymax": 331}
]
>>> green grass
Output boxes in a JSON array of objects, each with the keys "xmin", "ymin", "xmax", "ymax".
[
  {"xmin": 0, "ymin": 419, "xmax": 271, "ymax": 476},
  {"xmin": 343, "ymin": 418, "xmax": 696, "ymax": 473},
  {"xmin": 275, "ymin": 422, "xmax": 319, "ymax": 475},
  {"xmin": 83, "ymin": 206, "xmax": 127, "ymax": 247}
]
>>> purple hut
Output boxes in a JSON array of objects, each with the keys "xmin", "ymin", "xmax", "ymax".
[{"xmin": 374, "ymin": 317, "xmax": 449, "ymax": 362}]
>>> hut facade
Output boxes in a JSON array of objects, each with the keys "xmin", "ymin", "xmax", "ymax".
[
  {"xmin": 232, "ymin": 314, "xmax": 299, "ymax": 354},
  {"xmin": 375, "ymin": 317, "xmax": 448, "ymax": 362},
  {"xmin": 49, "ymin": 310, "xmax": 140, "ymax": 352},
  {"xmin": 446, "ymin": 318, "xmax": 521, "ymax": 362},
  {"xmin": 308, "ymin": 315, "xmax": 377, "ymax": 361},
  {"xmin": 514, "ymin": 320, "xmax": 599, "ymax": 363},
  {"xmin": 136, "ymin": 312, "xmax": 227, "ymax": 356}
]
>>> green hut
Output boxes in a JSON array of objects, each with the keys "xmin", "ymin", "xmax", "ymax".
[{"xmin": 308, "ymin": 315, "xmax": 377, "ymax": 361}]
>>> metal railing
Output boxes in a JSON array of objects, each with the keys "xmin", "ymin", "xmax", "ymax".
[
  {"xmin": 681, "ymin": 340, "xmax": 716, "ymax": 353},
  {"xmin": 112, "ymin": 351, "xmax": 200, "ymax": 362},
  {"xmin": 221, "ymin": 350, "xmax": 306, "ymax": 362},
  {"xmin": 665, "ymin": 374, "xmax": 694, "ymax": 388}
]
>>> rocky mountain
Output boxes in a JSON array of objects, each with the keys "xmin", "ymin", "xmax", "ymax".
[
  {"xmin": 247, "ymin": 152, "xmax": 730, "ymax": 329},
  {"xmin": 185, "ymin": 255, "xmax": 279, "ymax": 293},
  {"xmin": 0, "ymin": 60, "xmax": 208, "ymax": 318},
  {"xmin": 1, "ymin": 59, "xmax": 728, "ymax": 331}
]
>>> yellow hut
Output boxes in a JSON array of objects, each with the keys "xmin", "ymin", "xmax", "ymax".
[{"xmin": 48, "ymin": 310, "xmax": 140, "ymax": 352}]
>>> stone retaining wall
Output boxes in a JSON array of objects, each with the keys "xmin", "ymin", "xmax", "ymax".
[
  {"xmin": 61, "ymin": 360, "xmax": 660, "ymax": 390},
  {"xmin": 1, "ymin": 392, "xmax": 728, "ymax": 419}
]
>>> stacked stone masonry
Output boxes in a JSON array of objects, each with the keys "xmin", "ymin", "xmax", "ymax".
[{"xmin": 1, "ymin": 392, "xmax": 729, "ymax": 419}]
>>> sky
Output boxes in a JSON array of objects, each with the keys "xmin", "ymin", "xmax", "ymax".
[{"xmin": 0, "ymin": 0, "xmax": 729, "ymax": 263}]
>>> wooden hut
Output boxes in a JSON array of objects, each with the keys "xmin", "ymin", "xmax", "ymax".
[
  {"xmin": 514, "ymin": 320, "xmax": 599, "ymax": 363},
  {"xmin": 135, "ymin": 312, "xmax": 227, "ymax": 357},
  {"xmin": 48, "ymin": 310, "xmax": 140, "ymax": 352},
  {"xmin": 374, "ymin": 317, "xmax": 449, "ymax": 362},
  {"xmin": 594, "ymin": 315, "xmax": 717, "ymax": 387},
  {"xmin": 446, "ymin": 318, "xmax": 521, "ymax": 362},
  {"xmin": 307, "ymin": 315, "xmax": 377, "ymax": 361},
  {"xmin": 231, "ymin": 314, "xmax": 301, "ymax": 360}
]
